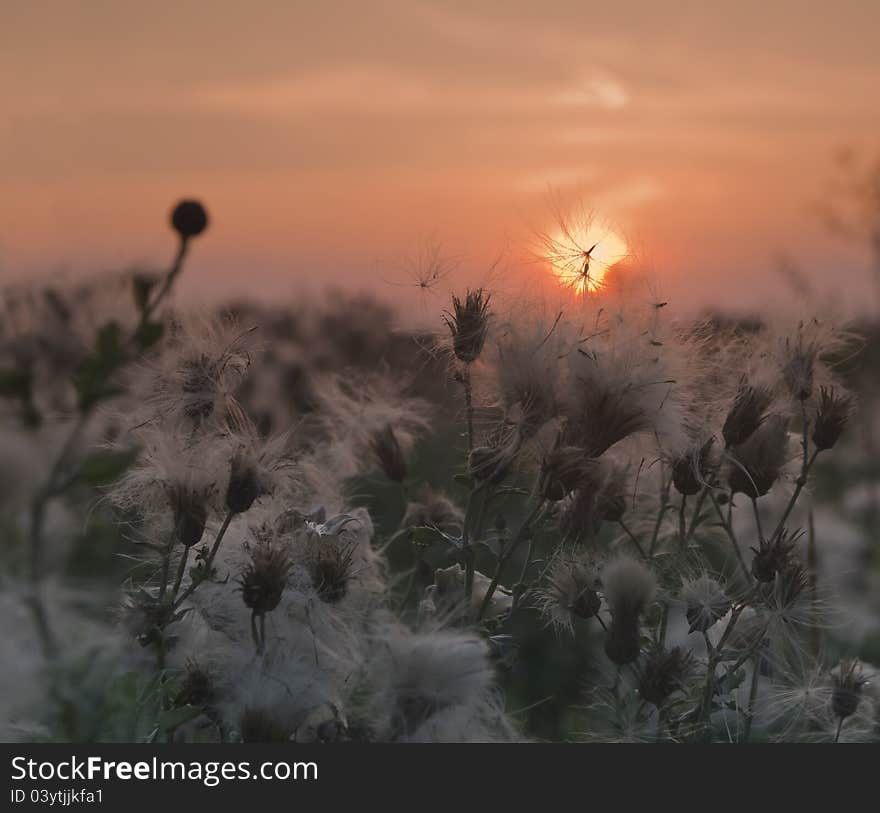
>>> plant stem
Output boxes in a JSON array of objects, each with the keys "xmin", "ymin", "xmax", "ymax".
[
  {"xmin": 618, "ymin": 519, "xmax": 647, "ymax": 559},
  {"xmin": 170, "ymin": 547, "xmax": 189, "ymax": 603},
  {"xmin": 678, "ymin": 494, "xmax": 687, "ymax": 548},
  {"xmin": 751, "ymin": 497, "xmax": 764, "ymax": 541},
  {"xmin": 461, "ymin": 364, "xmax": 475, "ymax": 454},
  {"xmin": 743, "ymin": 661, "xmax": 760, "ymax": 743},
  {"xmin": 477, "ymin": 501, "xmax": 544, "ymax": 621},
  {"xmin": 173, "ymin": 510, "xmax": 235, "ymax": 610},
  {"xmin": 708, "ymin": 490, "xmax": 750, "ymax": 582},
  {"xmin": 648, "ymin": 473, "xmax": 671, "ymax": 556}
]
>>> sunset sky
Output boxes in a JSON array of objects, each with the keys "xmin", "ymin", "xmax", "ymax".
[{"xmin": 2, "ymin": 1, "xmax": 879, "ymax": 316}]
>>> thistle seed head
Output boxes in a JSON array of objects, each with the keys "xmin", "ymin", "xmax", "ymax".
[
  {"xmin": 671, "ymin": 438, "xmax": 715, "ymax": 496},
  {"xmin": 169, "ymin": 485, "xmax": 208, "ymax": 548},
  {"xmin": 681, "ymin": 573, "xmax": 731, "ymax": 633},
  {"xmin": 727, "ymin": 414, "xmax": 790, "ymax": 498},
  {"xmin": 535, "ymin": 556, "xmax": 602, "ymax": 633},
  {"xmin": 813, "ymin": 386, "xmax": 852, "ymax": 451},
  {"xmin": 226, "ymin": 451, "xmax": 266, "ymax": 514},
  {"xmin": 444, "ymin": 288, "xmax": 490, "ymax": 364},
  {"xmin": 371, "ymin": 423, "xmax": 407, "ymax": 482},
  {"xmin": 831, "ymin": 660, "xmax": 867, "ymax": 722},
  {"xmin": 239, "ymin": 707, "xmax": 290, "ymax": 743},
  {"xmin": 174, "ymin": 660, "xmax": 215, "ymax": 709},
  {"xmin": 538, "ymin": 443, "xmax": 596, "ymax": 502},
  {"xmin": 722, "ymin": 383, "xmax": 773, "ymax": 448},
  {"xmin": 638, "ymin": 644, "xmax": 694, "ymax": 707},
  {"xmin": 239, "ymin": 540, "xmax": 292, "ymax": 616},
  {"xmin": 309, "ymin": 542, "xmax": 358, "ymax": 603},
  {"xmin": 751, "ymin": 527, "xmax": 802, "ymax": 583},
  {"xmin": 468, "ymin": 443, "xmax": 514, "ymax": 485}
]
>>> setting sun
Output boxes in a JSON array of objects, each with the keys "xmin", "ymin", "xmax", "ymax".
[{"xmin": 545, "ymin": 221, "xmax": 629, "ymax": 295}]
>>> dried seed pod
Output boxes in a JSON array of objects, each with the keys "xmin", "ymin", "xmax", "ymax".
[
  {"xmin": 831, "ymin": 660, "xmax": 867, "ymax": 722},
  {"xmin": 226, "ymin": 451, "xmax": 266, "ymax": 514},
  {"xmin": 671, "ymin": 438, "xmax": 715, "ymax": 497},
  {"xmin": 722, "ymin": 383, "xmax": 772, "ymax": 448},
  {"xmin": 750, "ymin": 527, "xmax": 802, "ymax": 583},
  {"xmin": 239, "ymin": 541, "xmax": 292, "ymax": 615},
  {"xmin": 727, "ymin": 415, "xmax": 789, "ymax": 499},
  {"xmin": 309, "ymin": 542, "xmax": 358, "ymax": 603},
  {"xmin": 813, "ymin": 386, "xmax": 852, "ymax": 451},
  {"xmin": 638, "ymin": 644, "xmax": 693, "ymax": 707},
  {"xmin": 170, "ymin": 486, "xmax": 208, "ymax": 548}
]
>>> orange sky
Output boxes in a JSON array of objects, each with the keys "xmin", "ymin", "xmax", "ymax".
[{"xmin": 2, "ymin": 1, "xmax": 879, "ymax": 317}]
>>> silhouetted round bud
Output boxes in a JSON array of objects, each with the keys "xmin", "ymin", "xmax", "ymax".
[{"xmin": 170, "ymin": 199, "xmax": 209, "ymax": 240}]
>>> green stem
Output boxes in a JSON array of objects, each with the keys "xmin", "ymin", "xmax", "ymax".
[
  {"xmin": 477, "ymin": 501, "xmax": 544, "ymax": 622},
  {"xmin": 743, "ymin": 660, "xmax": 760, "ymax": 743},
  {"xmin": 170, "ymin": 547, "xmax": 189, "ymax": 603},
  {"xmin": 618, "ymin": 519, "xmax": 647, "ymax": 560},
  {"xmin": 708, "ymin": 490, "xmax": 750, "ymax": 582}
]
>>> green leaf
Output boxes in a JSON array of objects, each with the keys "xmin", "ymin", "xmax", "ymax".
[
  {"xmin": 409, "ymin": 525, "xmax": 462, "ymax": 549},
  {"xmin": 77, "ymin": 447, "xmax": 140, "ymax": 487},
  {"xmin": 74, "ymin": 321, "xmax": 129, "ymax": 411},
  {"xmin": 158, "ymin": 704, "xmax": 203, "ymax": 732}
]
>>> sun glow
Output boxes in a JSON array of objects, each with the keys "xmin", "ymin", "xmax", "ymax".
[{"xmin": 545, "ymin": 221, "xmax": 629, "ymax": 295}]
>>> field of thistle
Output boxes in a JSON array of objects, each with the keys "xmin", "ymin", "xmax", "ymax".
[{"xmin": 1, "ymin": 200, "xmax": 879, "ymax": 744}]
